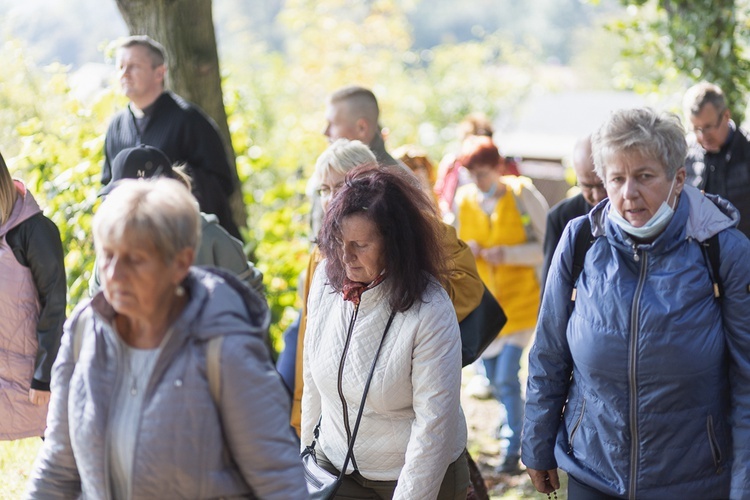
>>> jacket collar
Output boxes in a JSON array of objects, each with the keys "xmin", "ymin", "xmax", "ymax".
[{"xmin": 589, "ymin": 185, "xmax": 739, "ymax": 256}]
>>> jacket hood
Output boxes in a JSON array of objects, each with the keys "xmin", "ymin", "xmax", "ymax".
[
  {"xmin": 178, "ymin": 267, "xmax": 270, "ymax": 342},
  {"xmin": 0, "ymin": 181, "xmax": 41, "ymax": 237},
  {"xmin": 588, "ymin": 185, "xmax": 738, "ymax": 244}
]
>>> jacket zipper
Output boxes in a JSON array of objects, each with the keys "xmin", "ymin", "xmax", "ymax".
[
  {"xmin": 567, "ymin": 399, "xmax": 586, "ymax": 455},
  {"xmin": 103, "ymin": 339, "xmax": 125, "ymax": 500},
  {"xmin": 706, "ymin": 415, "xmax": 724, "ymax": 474},
  {"xmin": 628, "ymin": 247, "xmax": 647, "ymax": 500},
  {"xmin": 337, "ymin": 303, "xmax": 360, "ymax": 471}
]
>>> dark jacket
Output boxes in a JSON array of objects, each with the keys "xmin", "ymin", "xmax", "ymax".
[
  {"xmin": 103, "ymin": 91, "xmax": 241, "ymax": 240},
  {"xmin": 685, "ymin": 122, "xmax": 750, "ymax": 238},
  {"xmin": 2, "ymin": 185, "xmax": 66, "ymax": 391},
  {"xmin": 541, "ymin": 193, "xmax": 591, "ymax": 292},
  {"xmin": 523, "ymin": 186, "xmax": 750, "ymax": 499}
]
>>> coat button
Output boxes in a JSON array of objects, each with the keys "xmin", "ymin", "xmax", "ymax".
[{"xmin": 174, "ymin": 379, "xmax": 183, "ymax": 387}]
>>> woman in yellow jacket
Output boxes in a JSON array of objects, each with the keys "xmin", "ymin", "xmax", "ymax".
[{"xmin": 455, "ymin": 135, "xmax": 548, "ymax": 474}]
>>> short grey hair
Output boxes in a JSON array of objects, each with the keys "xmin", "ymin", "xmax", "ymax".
[
  {"xmin": 308, "ymin": 139, "xmax": 377, "ymax": 194},
  {"xmin": 93, "ymin": 178, "xmax": 200, "ymax": 263},
  {"xmin": 683, "ymin": 81, "xmax": 726, "ymax": 117},
  {"xmin": 592, "ymin": 108, "xmax": 687, "ymax": 181}
]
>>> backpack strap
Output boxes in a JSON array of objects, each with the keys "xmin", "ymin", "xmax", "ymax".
[
  {"xmin": 73, "ymin": 307, "xmax": 92, "ymax": 362},
  {"xmin": 206, "ymin": 336, "xmax": 224, "ymax": 405},
  {"xmin": 700, "ymin": 234, "xmax": 723, "ymax": 299},
  {"xmin": 571, "ymin": 217, "xmax": 594, "ymax": 303}
]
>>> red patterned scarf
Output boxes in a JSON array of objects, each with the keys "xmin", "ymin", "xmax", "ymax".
[{"xmin": 342, "ymin": 273, "xmax": 386, "ymax": 305}]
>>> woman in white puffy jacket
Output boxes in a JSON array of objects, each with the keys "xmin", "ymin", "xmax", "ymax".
[{"xmin": 301, "ymin": 167, "xmax": 469, "ymax": 499}]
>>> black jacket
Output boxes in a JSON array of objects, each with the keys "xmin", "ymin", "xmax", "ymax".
[
  {"xmin": 541, "ymin": 193, "xmax": 591, "ymax": 294},
  {"xmin": 686, "ymin": 122, "xmax": 750, "ymax": 238},
  {"xmin": 103, "ymin": 91, "xmax": 241, "ymax": 240},
  {"xmin": 6, "ymin": 212, "xmax": 67, "ymax": 390}
]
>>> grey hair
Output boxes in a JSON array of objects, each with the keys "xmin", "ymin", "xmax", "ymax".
[
  {"xmin": 592, "ymin": 108, "xmax": 687, "ymax": 181},
  {"xmin": 93, "ymin": 178, "xmax": 200, "ymax": 263},
  {"xmin": 307, "ymin": 139, "xmax": 377, "ymax": 195},
  {"xmin": 683, "ymin": 81, "xmax": 726, "ymax": 117}
]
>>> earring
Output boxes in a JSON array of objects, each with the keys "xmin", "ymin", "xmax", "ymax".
[{"xmin": 175, "ymin": 285, "xmax": 185, "ymax": 297}]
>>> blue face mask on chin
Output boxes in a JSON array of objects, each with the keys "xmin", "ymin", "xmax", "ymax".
[{"xmin": 608, "ymin": 176, "xmax": 678, "ymax": 241}]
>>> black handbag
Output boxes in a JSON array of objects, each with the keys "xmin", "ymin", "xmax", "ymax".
[
  {"xmin": 301, "ymin": 311, "xmax": 396, "ymax": 499},
  {"xmin": 458, "ymin": 285, "xmax": 507, "ymax": 367}
]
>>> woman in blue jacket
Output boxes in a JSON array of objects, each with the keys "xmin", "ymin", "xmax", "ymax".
[{"xmin": 523, "ymin": 108, "xmax": 750, "ymax": 499}]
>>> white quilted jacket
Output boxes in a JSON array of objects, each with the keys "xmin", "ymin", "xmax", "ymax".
[{"xmin": 302, "ymin": 264, "xmax": 467, "ymax": 499}]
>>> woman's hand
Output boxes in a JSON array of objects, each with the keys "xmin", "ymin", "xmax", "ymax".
[
  {"xmin": 29, "ymin": 389, "xmax": 51, "ymax": 406},
  {"xmin": 480, "ymin": 245, "xmax": 505, "ymax": 265},
  {"xmin": 467, "ymin": 240, "xmax": 482, "ymax": 257},
  {"xmin": 527, "ymin": 467, "xmax": 560, "ymax": 494}
]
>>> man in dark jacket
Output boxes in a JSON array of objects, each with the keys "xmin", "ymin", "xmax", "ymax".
[
  {"xmin": 684, "ymin": 81, "xmax": 750, "ymax": 238},
  {"xmin": 102, "ymin": 36, "xmax": 241, "ymax": 240},
  {"xmin": 541, "ymin": 135, "xmax": 606, "ymax": 290}
]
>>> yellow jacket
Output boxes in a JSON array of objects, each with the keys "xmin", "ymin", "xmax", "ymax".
[
  {"xmin": 290, "ymin": 222, "xmax": 483, "ymax": 435},
  {"xmin": 455, "ymin": 176, "xmax": 545, "ymax": 336}
]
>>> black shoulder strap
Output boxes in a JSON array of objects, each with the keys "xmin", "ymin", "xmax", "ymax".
[
  {"xmin": 571, "ymin": 217, "xmax": 593, "ymax": 303},
  {"xmin": 701, "ymin": 234, "xmax": 723, "ymax": 299}
]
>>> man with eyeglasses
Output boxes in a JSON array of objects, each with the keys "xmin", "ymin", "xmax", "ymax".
[
  {"xmin": 684, "ymin": 81, "xmax": 750, "ymax": 237},
  {"xmin": 541, "ymin": 135, "xmax": 607, "ymax": 291}
]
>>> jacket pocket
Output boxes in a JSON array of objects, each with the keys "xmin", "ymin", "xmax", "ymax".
[
  {"xmin": 706, "ymin": 415, "xmax": 724, "ymax": 474},
  {"xmin": 567, "ymin": 398, "xmax": 586, "ymax": 455}
]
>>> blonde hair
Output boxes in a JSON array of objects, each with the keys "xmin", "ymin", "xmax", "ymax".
[
  {"xmin": 0, "ymin": 152, "xmax": 17, "ymax": 226},
  {"xmin": 93, "ymin": 178, "xmax": 200, "ymax": 262},
  {"xmin": 307, "ymin": 139, "xmax": 377, "ymax": 196}
]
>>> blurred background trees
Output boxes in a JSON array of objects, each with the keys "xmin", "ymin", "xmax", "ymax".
[{"xmin": 1, "ymin": 0, "xmax": 749, "ymax": 348}]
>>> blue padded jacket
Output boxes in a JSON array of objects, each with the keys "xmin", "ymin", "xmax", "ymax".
[{"xmin": 523, "ymin": 186, "xmax": 750, "ymax": 499}]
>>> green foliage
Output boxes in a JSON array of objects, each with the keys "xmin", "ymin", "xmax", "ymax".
[
  {"xmin": 0, "ymin": 438, "xmax": 43, "ymax": 497},
  {"xmin": 1, "ymin": 41, "xmax": 112, "ymax": 312},
  {"xmin": 612, "ymin": 1, "xmax": 750, "ymax": 119},
  {"xmin": 0, "ymin": 2, "xmax": 573, "ymax": 349}
]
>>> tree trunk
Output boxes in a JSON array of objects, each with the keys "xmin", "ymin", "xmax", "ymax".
[{"xmin": 114, "ymin": 0, "xmax": 247, "ymax": 232}]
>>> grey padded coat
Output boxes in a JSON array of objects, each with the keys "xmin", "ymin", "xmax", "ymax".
[{"xmin": 27, "ymin": 267, "xmax": 309, "ymax": 499}]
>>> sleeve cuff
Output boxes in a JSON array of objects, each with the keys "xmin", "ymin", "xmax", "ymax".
[{"xmin": 31, "ymin": 379, "xmax": 51, "ymax": 392}]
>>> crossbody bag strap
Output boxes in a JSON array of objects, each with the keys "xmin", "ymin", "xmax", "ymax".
[{"xmin": 337, "ymin": 309, "xmax": 397, "ymax": 479}]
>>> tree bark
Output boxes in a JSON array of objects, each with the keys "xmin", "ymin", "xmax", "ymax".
[{"xmin": 114, "ymin": 0, "xmax": 247, "ymax": 231}]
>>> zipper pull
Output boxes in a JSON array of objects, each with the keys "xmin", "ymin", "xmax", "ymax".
[{"xmin": 633, "ymin": 246, "xmax": 640, "ymax": 262}]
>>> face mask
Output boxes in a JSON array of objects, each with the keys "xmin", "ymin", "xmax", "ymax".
[{"xmin": 608, "ymin": 176, "xmax": 678, "ymax": 241}]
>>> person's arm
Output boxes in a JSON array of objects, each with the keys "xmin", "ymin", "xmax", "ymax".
[
  {"xmin": 291, "ymin": 249, "xmax": 321, "ymax": 435},
  {"xmin": 440, "ymin": 224, "xmax": 483, "ymax": 322},
  {"xmin": 183, "ymin": 107, "xmax": 234, "ymax": 195},
  {"xmin": 26, "ymin": 307, "xmax": 87, "ymax": 498},
  {"xmin": 481, "ymin": 183, "xmax": 548, "ymax": 268},
  {"xmin": 717, "ymin": 230, "xmax": 750, "ymax": 499},
  {"xmin": 541, "ymin": 208, "xmax": 564, "ymax": 290},
  {"xmin": 21, "ymin": 215, "xmax": 67, "ymax": 396},
  {"xmin": 299, "ymin": 262, "xmax": 326, "ymax": 449},
  {"xmin": 218, "ymin": 333, "xmax": 309, "ymax": 500},
  {"xmin": 521, "ymin": 218, "xmax": 579, "ymax": 485},
  {"xmin": 393, "ymin": 289, "xmax": 464, "ymax": 499}
]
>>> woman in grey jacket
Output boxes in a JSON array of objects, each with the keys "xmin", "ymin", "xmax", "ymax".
[
  {"xmin": 523, "ymin": 108, "xmax": 750, "ymax": 499},
  {"xmin": 27, "ymin": 178, "xmax": 308, "ymax": 499}
]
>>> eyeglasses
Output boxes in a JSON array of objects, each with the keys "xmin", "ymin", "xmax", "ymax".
[
  {"xmin": 693, "ymin": 109, "xmax": 726, "ymax": 135},
  {"xmin": 578, "ymin": 180, "xmax": 605, "ymax": 193},
  {"xmin": 316, "ymin": 182, "xmax": 344, "ymax": 199}
]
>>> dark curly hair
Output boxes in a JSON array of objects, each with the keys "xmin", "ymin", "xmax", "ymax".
[{"xmin": 319, "ymin": 166, "xmax": 448, "ymax": 312}]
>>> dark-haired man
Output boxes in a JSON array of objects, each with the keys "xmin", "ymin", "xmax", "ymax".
[{"xmin": 102, "ymin": 35, "xmax": 241, "ymax": 240}]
